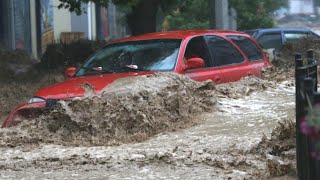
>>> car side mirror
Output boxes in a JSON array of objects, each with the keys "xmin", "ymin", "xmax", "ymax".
[
  {"xmin": 64, "ymin": 67, "xmax": 77, "ymax": 77},
  {"xmin": 186, "ymin": 57, "xmax": 205, "ymax": 70}
]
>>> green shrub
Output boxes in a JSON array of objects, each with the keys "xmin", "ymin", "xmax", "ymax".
[
  {"xmin": 0, "ymin": 49, "xmax": 36, "ymax": 82},
  {"xmin": 39, "ymin": 40, "xmax": 107, "ymax": 70}
]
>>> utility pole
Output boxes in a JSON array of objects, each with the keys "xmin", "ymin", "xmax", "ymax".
[
  {"xmin": 208, "ymin": 0, "xmax": 229, "ymax": 30},
  {"xmin": 208, "ymin": 0, "xmax": 216, "ymax": 29}
]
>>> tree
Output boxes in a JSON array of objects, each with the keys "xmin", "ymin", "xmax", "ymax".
[
  {"xmin": 162, "ymin": 0, "xmax": 209, "ymax": 30},
  {"xmin": 58, "ymin": 0, "xmax": 110, "ymax": 15},
  {"xmin": 58, "ymin": 0, "xmax": 180, "ymax": 35},
  {"xmin": 163, "ymin": 0, "xmax": 287, "ymax": 30},
  {"xmin": 229, "ymin": 0, "xmax": 287, "ymax": 30},
  {"xmin": 58, "ymin": 0, "xmax": 287, "ymax": 35}
]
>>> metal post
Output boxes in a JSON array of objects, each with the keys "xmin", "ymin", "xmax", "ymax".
[
  {"xmin": 296, "ymin": 50, "xmax": 320, "ymax": 179},
  {"xmin": 304, "ymin": 77, "xmax": 320, "ymax": 180},
  {"xmin": 296, "ymin": 53, "xmax": 310, "ymax": 180},
  {"xmin": 215, "ymin": 0, "xmax": 229, "ymax": 29},
  {"xmin": 296, "ymin": 53, "xmax": 303, "ymax": 68},
  {"xmin": 229, "ymin": 7, "xmax": 237, "ymax": 30},
  {"xmin": 307, "ymin": 50, "xmax": 317, "ymax": 91},
  {"xmin": 307, "ymin": 49, "xmax": 314, "ymax": 65},
  {"xmin": 87, "ymin": 2, "xmax": 92, "ymax": 40},
  {"xmin": 305, "ymin": 50, "xmax": 320, "ymax": 180}
]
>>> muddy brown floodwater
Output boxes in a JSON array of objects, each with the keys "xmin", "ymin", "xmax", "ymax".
[{"xmin": 0, "ymin": 75, "xmax": 295, "ymax": 179}]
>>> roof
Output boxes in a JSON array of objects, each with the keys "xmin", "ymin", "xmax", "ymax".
[
  {"xmin": 112, "ymin": 30, "xmax": 247, "ymax": 43},
  {"xmin": 251, "ymin": 27, "xmax": 311, "ymax": 33},
  {"xmin": 244, "ymin": 27, "xmax": 314, "ymax": 38}
]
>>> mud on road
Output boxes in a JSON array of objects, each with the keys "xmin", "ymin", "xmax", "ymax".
[
  {"xmin": 0, "ymin": 72, "xmax": 297, "ymax": 179},
  {"xmin": 0, "ymin": 73, "xmax": 217, "ymax": 147}
]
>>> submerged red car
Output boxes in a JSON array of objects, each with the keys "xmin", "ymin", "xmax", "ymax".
[{"xmin": 2, "ymin": 30, "xmax": 271, "ymax": 128}]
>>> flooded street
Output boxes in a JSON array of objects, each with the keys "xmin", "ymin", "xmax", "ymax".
[{"xmin": 0, "ymin": 81, "xmax": 295, "ymax": 179}]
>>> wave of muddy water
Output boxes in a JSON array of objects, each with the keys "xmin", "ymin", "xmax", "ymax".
[{"xmin": 0, "ymin": 76, "xmax": 295, "ymax": 179}]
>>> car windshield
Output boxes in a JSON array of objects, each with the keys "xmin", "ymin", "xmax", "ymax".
[{"xmin": 76, "ymin": 39, "xmax": 182, "ymax": 76}]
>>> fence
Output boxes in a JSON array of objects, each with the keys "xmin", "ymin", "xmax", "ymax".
[{"xmin": 296, "ymin": 49, "xmax": 320, "ymax": 179}]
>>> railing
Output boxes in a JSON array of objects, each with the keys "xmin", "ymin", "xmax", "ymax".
[{"xmin": 296, "ymin": 50, "xmax": 320, "ymax": 179}]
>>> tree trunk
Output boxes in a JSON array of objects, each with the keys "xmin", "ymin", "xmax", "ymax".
[{"xmin": 127, "ymin": 0, "xmax": 160, "ymax": 36}]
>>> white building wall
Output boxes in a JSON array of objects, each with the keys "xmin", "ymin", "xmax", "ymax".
[
  {"xmin": 71, "ymin": 11, "xmax": 88, "ymax": 37},
  {"xmin": 70, "ymin": 3, "xmax": 96, "ymax": 40},
  {"xmin": 289, "ymin": 0, "xmax": 314, "ymax": 15},
  {"xmin": 52, "ymin": 0, "xmax": 71, "ymax": 40}
]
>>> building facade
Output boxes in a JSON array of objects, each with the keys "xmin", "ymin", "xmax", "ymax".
[
  {"xmin": 0, "ymin": 0, "xmax": 32, "ymax": 53},
  {"xmin": 0, "ymin": 0, "xmax": 129, "ymax": 59},
  {"xmin": 289, "ymin": 0, "xmax": 315, "ymax": 15}
]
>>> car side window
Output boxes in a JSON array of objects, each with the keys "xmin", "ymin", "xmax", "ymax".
[
  {"xmin": 308, "ymin": 32, "xmax": 320, "ymax": 39},
  {"xmin": 284, "ymin": 32, "xmax": 308, "ymax": 43},
  {"xmin": 227, "ymin": 35, "xmax": 264, "ymax": 62},
  {"xmin": 257, "ymin": 33, "xmax": 282, "ymax": 51},
  {"xmin": 206, "ymin": 35, "xmax": 245, "ymax": 67},
  {"xmin": 184, "ymin": 36, "xmax": 212, "ymax": 67}
]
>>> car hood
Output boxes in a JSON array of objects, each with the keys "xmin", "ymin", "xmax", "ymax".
[{"xmin": 34, "ymin": 71, "xmax": 154, "ymax": 99}]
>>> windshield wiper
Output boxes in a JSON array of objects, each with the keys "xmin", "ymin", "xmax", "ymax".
[
  {"xmin": 80, "ymin": 66, "xmax": 114, "ymax": 74},
  {"xmin": 95, "ymin": 69, "xmax": 114, "ymax": 74},
  {"xmin": 117, "ymin": 65, "xmax": 146, "ymax": 72}
]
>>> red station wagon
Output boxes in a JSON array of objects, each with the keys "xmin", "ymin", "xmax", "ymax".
[{"xmin": 2, "ymin": 30, "xmax": 271, "ymax": 128}]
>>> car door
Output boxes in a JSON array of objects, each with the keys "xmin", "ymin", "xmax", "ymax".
[
  {"xmin": 227, "ymin": 35, "xmax": 267, "ymax": 76},
  {"xmin": 183, "ymin": 36, "xmax": 223, "ymax": 83},
  {"xmin": 205, "ymin": 35, "xmax": 253, "ymax": 83}
]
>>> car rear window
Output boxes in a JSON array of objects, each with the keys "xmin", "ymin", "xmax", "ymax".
[
  {"xmin": 227, "ymin": 35, "xmax": 264, "ymax": 62},
  {"xmin": 284, "ymin": 32, "xmax": 308, "ymax": 43}
]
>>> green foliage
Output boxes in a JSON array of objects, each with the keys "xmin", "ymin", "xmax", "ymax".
[
  {"xmin": 163, "ymin": 0, "xmax": 209, "ymax": 30},
  {"xmin": 112, "ymin": 0, "xmax": 142, "ymax": 13},
  {"xmin": 229, "ymin": 0, "xmax": 287, "ymax": 30},
  {"xmin": 58, "ymin": 0, "xmax": 181, "ymax": 35},
  {"xmin": 58, "ymin": 0, "xmax": 110, "ymax": 15},
  {"xmin": 59, "ymin": 0, "xmax": 287, "ymax": 32},
  {"xmin": 164, "ymin": 0, "xmax": 287, "ymax": 31},
  {"xmin": 40, "ymin": 40, "xmax": 106, "ymax": 70},
  {"xmin": 58, "ymin": 0, "xmax": 178, "ymax": 15},
  {"xmin": 0, "ymin": 49, "xmax": 34, "ymax": 82},
  {"xmin": 58, "ymin": 0, "xmax": 167, "ymax": 14}
]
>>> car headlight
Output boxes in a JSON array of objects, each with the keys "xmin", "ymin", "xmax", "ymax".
[{"xmin": 28, "ymin": 97, "xmax": 46, "ymax": 103}]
